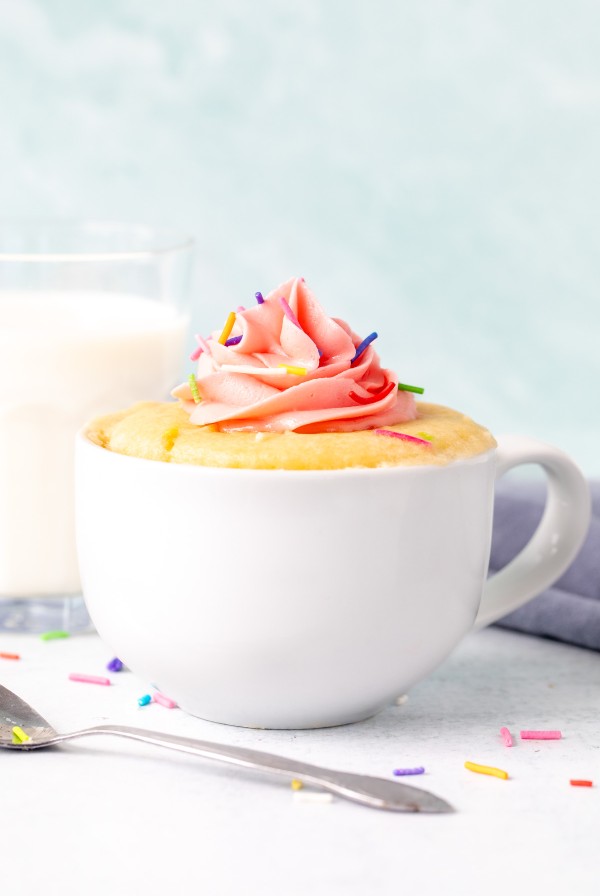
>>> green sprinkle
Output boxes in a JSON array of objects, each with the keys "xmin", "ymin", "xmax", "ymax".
[
  {"xmin": 417, "ymin": 431, "xmax": 434, "ymax": 441},
  {"xmin": 12, "ymin": 726, "xmax": 30, "ymax": 744},
  {"xmin": 188, "ymin": 373, "xmax": 201, "ymax": 404},
  {"xmin": 398, "ymin": 383, "xmax": 425, "ymax": 394},
  {"xmin": 40, "ymin": 630, "xmax": 70, "ymax": 641}
]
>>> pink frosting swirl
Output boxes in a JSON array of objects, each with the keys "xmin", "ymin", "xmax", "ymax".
[{"xmin": 172, "ymin": 277, "xmax": 417, "ymax": 433}]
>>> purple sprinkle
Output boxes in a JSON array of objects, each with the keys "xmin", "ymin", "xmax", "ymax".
[
  {"xmin": 279, "ymin": 296, "xmax": 302, "ymax": 329},
  {"xmin": 224, "ymin": 335, "xmax": 242, "ymax": 346},
  {"xmin": 255, "ymin": 292, "xmax": 264, "ymax": 304},
  {"xmin": 317, "ymin": 349, "xmax": 323, "ymax": 358},
  {"xmin": 106, "ymin": 657, "xmax": 124, "ymax": 672},
  {"xmin": 351, "ymin": 332, "xmax": 378, "ymax": 364},
  {"xmin": 393, "ymin": 767, "xmax": 425, "ymax": 776}
]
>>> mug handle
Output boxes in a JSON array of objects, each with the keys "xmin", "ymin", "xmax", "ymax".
[{"xmin": 475, "ymin": 434, "xmax": 591, "ymax": 629}]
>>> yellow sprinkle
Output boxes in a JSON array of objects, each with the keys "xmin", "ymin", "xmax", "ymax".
[
  {"xmin": 277, "ymin": 364, "xmax": 307, "ymax": 376},
  {"xmin": 291, "ymin": 779, "xmax": 304, "ymax": 791},
  {"xmin": 12, "ymin": 726, "xmax": 30, "ymax": 744},
  {"xmin": 417, "ymin": 432, "xmax": 434, "ymax": 441},
  {"xmin": 464, "ymin": 761, "xmax": 509, "ymax": 780},
  {"xmin": 218, "ymin": 311, "xmax": 236, "ymax": 345}
]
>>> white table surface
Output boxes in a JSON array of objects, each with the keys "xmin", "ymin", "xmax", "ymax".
[{"xmin": 1, "ymin": 626, "xmax": 599, "ymax": 896}]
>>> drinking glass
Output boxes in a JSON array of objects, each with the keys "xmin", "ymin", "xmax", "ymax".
[{"xmin": 0, "ymin": 221, "xmax": 193, "ymax": 633}]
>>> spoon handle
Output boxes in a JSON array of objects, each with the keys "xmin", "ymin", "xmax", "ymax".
[{"xmin": 58, "ymin": 724, "xmax": 451, "ymax": 813}]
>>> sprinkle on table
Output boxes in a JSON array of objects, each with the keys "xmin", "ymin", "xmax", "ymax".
[
  {"xmin": 188, "ymin": 374, "xmax": 201, "ymax": 404},
  {"xmin": 393, "ymin": 767, "xmax": 425, "ymax": 777},
  {"xmin": 570, "ymin": 779, "xmax": 593, "ymax": 787},
  {"xmin": 0, "ymin": 651, "xmax": 20, "ymax": 660},
  {"xmin": 350, "ymin": 332, "xmax": 378, "ymax": 364},
  {"xmin": 106, "ymin": 657, "xmax": 124, "ymax": 672},
  {"xmin": 500, "ymin": 727, "xmax": 514, "ymax": 747},
  {"xmin": 464, "ymin": 761, "xmax": 509, "ymax": 780},
  {"xmin": 397, "ymin": 383, "xmax": 425, "ymax": 394},
  {"xmin": 12, "ymin": 726, "xmax": 30, "ymax": 744},
  {"xmin": 290, "ymin": 779, "xmax": 303, "ymax": 791},
  {"xmin": 374, "ymin": 429, "xmax": 432, "ymax": 447},
  {"xmin": 218, "ymin": 311, "xmax": 236, "ymax": 345},
  {"xmin": 153, "ymin": 692, "xmax": 178, "ymax": 709},
  {"xmin": 520, "ymin": 730, "xmax": 562, "ymax": 740},
  {"xmin": 40, "ymin": 630, "xmax": 70, "ymax": 641},
  {"xmin": 138, "ymin": 694, "xmax": 152, "ymax": 707},
  {"xmin": 68, "ymin": 673, "xmax": 111, "ymax": 686}
]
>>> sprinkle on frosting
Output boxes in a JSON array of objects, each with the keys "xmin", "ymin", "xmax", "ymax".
[
  {"xmin": 188, "ymin": 374, "xmax": 201, "ymax": 404},
  {"xmin": 218, "ymin": 312, "xmax": 236, "ymax": 345},
  {"xmin": 172, "ymin": 277, "xmax": 420, "ymax": 433},
  {"xmin": 398, "ymin": 383, "xmax": 425, "ymax": 394},
  {"xmin": 351, "ymin": 332, "xmax": 378, "ymax": 364}
]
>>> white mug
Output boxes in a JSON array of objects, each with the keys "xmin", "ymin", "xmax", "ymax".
[{"xmin": 75, "ymin": 431, "xmax": 590, "ymax": 729}]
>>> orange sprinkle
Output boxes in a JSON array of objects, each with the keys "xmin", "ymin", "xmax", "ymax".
[
  {"xmin": 0, "ymin": 652, "xmax": 20, "ymax": 660},
  {"xmin": 218, "ymin": 312, "xmax": 236, "ymax": 345},
  {"xmin": 570, "ymin": 780, "xmax": 593, "ymax": 787}
]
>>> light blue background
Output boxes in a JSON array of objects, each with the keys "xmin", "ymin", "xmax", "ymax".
[{"xmin": 1, "ymin": 1, "xmax": 598, "ymax": 472}]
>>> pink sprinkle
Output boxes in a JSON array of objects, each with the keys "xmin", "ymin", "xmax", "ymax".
[
  {"xmin": 236, "ymin": 305, "xmax": 246, "ymax": 313},
  {"xmin": 279, "ymin": 296, "xmax": 302, "ymax": 329},
  {"xmin": 374, "ymin": 429, "xmax": 432, "ymax": 447},
  {"xmin": 153, "ymin": 692, "xmax": 178, "ymax": 709},
  {"xmin": 190, "ymin": 334, "xmax": 211, "ymax": 361},
  {"xmin": 500, "ymin": 727, "xmax": 513, "ymax": 747},
  {"xmin": 68, "ymin": 673, "xmax": 111, "ymax": 686},
  {"xmin": 521, "ymin": 730, "xmax": 562, "ymax": 740}
]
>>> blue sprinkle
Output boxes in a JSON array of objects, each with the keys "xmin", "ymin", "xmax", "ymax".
[
  {"xmin": 255, "ymin": 292, "xmax": 264, "ymax": 304},
  {"xmin": 351, "ymin": 332, "xmax": 378, "ymax": 364},
  {"xmin": 224, "ymin": 335, "xmax": 242, "ymax": 346},
  {"xmin": 106, "ymin": 657, "xmax": 124, "ymax": 672},
  {"xmin": 393, "ymin": 766, "xmax": 425, "ymax": 776},
  {"xmin": 138, "ymin": 694, "xmax": 152, "ymax": 707}
]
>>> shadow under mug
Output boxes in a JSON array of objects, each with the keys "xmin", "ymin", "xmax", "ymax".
[{"xmin": 76, "ymin": 431, "xmax": 590, "ymax": 729}]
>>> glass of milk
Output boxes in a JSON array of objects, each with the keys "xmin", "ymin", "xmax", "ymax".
[{"xmin": 0, "ymin": 221, "xmax": 193, "ymax": 633}]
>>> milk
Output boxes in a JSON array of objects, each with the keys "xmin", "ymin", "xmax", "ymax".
[{"xmin": 0, "ymin": 291, "xmax": 188, "ymax": 596}]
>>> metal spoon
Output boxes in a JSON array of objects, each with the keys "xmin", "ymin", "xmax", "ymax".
[{"xmin": 0, "ymin": 683, "xmax": 452, "ymax": 813}]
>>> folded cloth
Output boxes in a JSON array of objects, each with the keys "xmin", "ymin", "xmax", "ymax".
[{"xmin": 490, "ymin": 479, "xmax": 600, "ymax": 650}]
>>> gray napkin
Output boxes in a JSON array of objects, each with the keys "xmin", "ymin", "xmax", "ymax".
[{"xmin": 490, "ymin": 480, "xmax": 600, "ymax": 650}]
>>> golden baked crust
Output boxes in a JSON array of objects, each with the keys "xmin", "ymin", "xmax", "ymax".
[{"xmin": 86, "ymin": 401, "xmax": 496, "ymax": 470}]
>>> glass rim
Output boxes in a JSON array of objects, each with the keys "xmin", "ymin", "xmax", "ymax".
[{"xmin": 0, "ymin": 219, "xmax": 195, "ymax": 263}]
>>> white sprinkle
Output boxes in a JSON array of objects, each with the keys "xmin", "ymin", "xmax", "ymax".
[{"xmin": 395, "ymin": 695, "xmax": 409, "ymax": 706}]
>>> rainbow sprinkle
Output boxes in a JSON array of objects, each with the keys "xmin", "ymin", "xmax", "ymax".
[
  {"xmin": 40, "ymin": 630, "xmax": 70, "ymax": 641},
  {"xmin": 224, "ymin": 335, "xmax": 242, "ymax": 346},
  {"xmin": 374, "ymin": 429, "xmax": 432, "ymax": 447},
  {"xmin": 290, "ymin": 779, "xmax": 304, "ymax": 791},
  {"xmin": 500, "ymin": 727, "xmax": 514, "ymax": 747},
  {"xmin": 138, "ymin": 694, "xmax": 152, "ymax": 707},
  {"xmin": 190, "ymin": 334, "xmax": 211, "ymax": 361},
  {"xmin": 520, "ymin": 730, "xmax": 562, "ymax": 740},
  {"xmin": 188, "ymin": 374, "xmax": 201, "ymax": 404},
  {"xmin": 464, "ymin": 761, "xmax": 509, "ymax": 780},
  {"xmin": 351, "ymin": 332, "xmax": 378, "ymax": 364},
  {"xmin": 255, "ymin": 292, "xmax": 264, "ymax": 304},
  {"xmin": 12, "ymin": 726, "xmax": 30, "ymax": 744},
  {"xmin": 106, "ymin": 657, "xmax": 124, "ymax": 672},
  {"xmin": 416, "ymin": 432, "xmax": 433, "ymax": 441},
  {"xmin": 398, "ymin": 383, "xmax": 425, "ymax": 394},
  {"xmin": 393, "ymin": 767, "xmax": 425, "ymax": 776},
  {"xmin": 279, "ymin": 296, "xmax": 301, "ymax": 328},
  {"xmin": 0, "ymin": 651, "xmax": 20, "ymax": 660},
  {"xmin": 218, "ymin": 311, "xmax": 236, "ymax": 345},
  {"xmin": 278, "ymin": 364, "xmax": 307, "ymax": 376},
  {"xmin": 153, "ymin": 692, "xmax": 178, "ymax": 709},
  {"xmin": 570, "ymin": 780, "xmax": 593, "ymax": 787},
  {"xmin": 68, "ymin": 673, "xmax": 111, "ymax": 686}
]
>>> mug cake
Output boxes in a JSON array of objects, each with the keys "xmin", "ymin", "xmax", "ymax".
[{"xmin": 87, "ymin": 276, "xmax": 495, "ymax": 469}]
